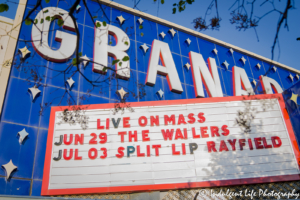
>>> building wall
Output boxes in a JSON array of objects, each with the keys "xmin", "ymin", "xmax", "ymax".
[
  {"xmin": 0, "ymin": 16, "xmax": 14, "ymax": 73},
  {"xmin": 0, "ymin": 0, "xmax": 27, "ymax": 115},
  {"xmin": 0, "ymin": 0, "xmax": 299, "ymax": 197}
]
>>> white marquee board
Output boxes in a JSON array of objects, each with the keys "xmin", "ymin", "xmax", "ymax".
[{"xmin": 41, "ymin": 94, "xmax": 300, "ymax": 195}]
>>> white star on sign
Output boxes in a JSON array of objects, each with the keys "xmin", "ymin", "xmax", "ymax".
[
  {"xmin": 67, "ymin": 77, "xmax": 75, "ymax": 88},
  {"xmin": 185, "ymin": 63, "xmax": 191, "ymax": 70},
  {"xmin": 17, "ymin": 128, "xmax": 29, "ymax": 144},
  {"xmin": 80, "ymin": 55, "xmax": 90, "ymax": 67},
  {"xmin": 2, "ymin": 160, "xmax": 17, "ymax": 180},
  {"xmin": 186, "ymin": 38, "xmax": 191, "ymax": 45},
  {"xmin": 140, "ymin": 43, "xmax": 149, "ymax": 53},
  {"xmin": 288, "ymin": 74, "xmax": 294, "ymax": 82},
  {"xmin": 256, "ymin": 63, "xmax": 261, "ymax": 70},
  {"xmin": 290, "ymin": 93, "xmax": 298, "ymax": 105},
  {"xmin": 229, "ymin": 48, "xmax": 234, "ymax": 55},
  {"xmin": 160, "ymin": 31, "xmax": 166, "ymax": 39},
  {"xmin": 169, "ymin": 28, "xmax": 176, "ymax": 37},
  {"xmin": 76, "ymin": 5, "xmax": 81, "ymax": 11},
  {"xmin": 252, "ymin": 80, "xmax": 257, "ymax": 86},
  {"xmin": 137, "ymin": 17, "xmax": 143, "ymax": 24},
  {"xmin": 222, "ymin": 60, "xmax": 229, "ymax": 70},
  {"xmin": 117, "ymin": 88, "xmax": 127, "ymax": 100},
  {"xmin": 272, "ymin": 66, "xmax": 277, "ymax": 72},
  {"xmin": 212, "ymin": 48, "xmax": 218, "ymax": 55},
  {"xmin": 28, "ymin": 85, "xmax": 41, "ymax": 101},
  {"xmin": 240, "ymin": 56, "xmax": 246, "ymax": 65},
  {"xmin": 157, "ymin": 89, "xmax": 164, "ymax": 98},
  {"xmin": 19, "ymin": 46, "xmax": 31, "ymax": 59},
  {"xmin": 295, "ymin": 74, "xmax": 299, "ymax": 80},
  {"xmin": 117, "ymin": 15, "xmax": 125, "ymax": 24}
]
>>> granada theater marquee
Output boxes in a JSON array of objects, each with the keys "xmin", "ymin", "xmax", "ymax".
[{"xmin": 1, "ymin": 0, "xmax": 300, "ymax": 198}]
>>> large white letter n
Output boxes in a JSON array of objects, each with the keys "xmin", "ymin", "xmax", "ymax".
[
  {"xmin": 146, "ymin": 40, "xmax": 183, "ymax": 93},
  {"xmin": 189, "ymin": 51, "xmax": 223, "ymax": 98}
]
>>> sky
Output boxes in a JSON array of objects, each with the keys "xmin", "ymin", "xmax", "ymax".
[
  {"xmin": 0, "ymin": 0, "xmax": 18, "ymax": 19},
  {"xmin": 1, "ymin": 0, "xmax": 299, "ymax": 71}
]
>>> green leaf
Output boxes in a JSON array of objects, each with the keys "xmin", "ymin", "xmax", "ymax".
[
  {"xmin": 119, "ymin": 62, "xmax": 122, "ymax": 66},
  {"xmin": 40, "ymin": 18, "xmax": 44, "ymax": 24},
  {"xmin": 172, "ymin": 8, "xmax": 176, "ymax": 14},
  {"xmin": 92, "ymin": 16, "xmax": 97, "ymax": 19},
  {"xmin": 112, "ymin": 59, "xmax": 120, "ymax": 65},
  {"xmin": 139, "ymin": 25, "xmax": 143, "ymax": 29},
  {"xmin": 0, "ymin": 4, "xmax": 9, "ymax": 13},
  {"xmin": 43, "ymin": 9, "xmax": 48, "ymax": 13},
  {"xmin": 72, "ymin": 58, "xmax": 77, "ymax": 66},
  {"xmin": 102, "ymin": 67, "xmax": 108, "ymax": 72},
  {"xmin": 140, "ymin": 32, "xmax": 144, "ymax": 37},
  {"xmin": 59, "ymin": 12, "xmax": 64, "ymax": 16},
  {"xmin": 45, "ymin": 16, "xmax": 50, "ymax": 21},
  {"xmin": 51, "ymin": 16, "xmax": 55, "ymax": 21},
  {"xmin": 25, "ymin": 18, "xmax": 32, "ymax": 25},
  {"xmin": 173, "ymin": 3, "xmax": 177, "ymax": 6},
  {"xmin": 57, "ymin": 18, "xmax": 64, "ymax": 27},
  {"xmin": 161, "ymin": 0, "xmax": 164, "ymax": 4},
  {"xmin": 122, "ymin": 56, "xmax": 129, "ymax": 62},
  {"xmin": 34, "ymin": 19, "xmax": 38, "ymax": 24},
  {"xmin": 186, "ymin": 0, "xmax": 193, "ymax": 4},
  {"xmin": 124, "ymin": 41, "xmax": 128, "ymax": 46},
  {"xmin": 297, "ymin": 37, "xmax": 300, "ymax": 41},
  {"xmin": 45, "ymin": 0, "xmax": 50, "ymax": 3},
  {"xmin": 103, "ymin": 21, "xmax": 107, "ymax": 26},
  {"xmin": 78, "ymin": 52, "xmax": 82, "ymax": 56},
  {"xmin": 96, "ymin": 22, "xmax": 101, "ymax": 27},
  {"xmin": 109, "ymin": 41, "xmax": 112, "ymax": 45}
]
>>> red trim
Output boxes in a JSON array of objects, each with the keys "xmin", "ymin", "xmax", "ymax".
[
  {"xmin": 271, "ymin": 84, "xmax": 278, "ymax": 94},
  {"xmin": 241, "ymin": 80, "xmax": 246, "ymax": 91},
  {"xmin": 232, "ymin": 66, "xmax": 236, "ymax": 96},
  {"xmin": 277, "ymin": 96, "xmax": 300, "ymax": 167},
  {"xmin": 42, "ymin": 174, "xmax": 300, "ymax": 195},
  {"xmin": 145, "ymin": 40, "xmax": 155, "ymax": 85},
  {"xmin": 188, "ymin": 54, "xmax": 216, "ymax": 98},
  {"xmin": 42, "ymin": 94, "xmax": 300, "ymax": 196},
  {"xmin": 189, "ymin": 52, "xmax": 198, "ymax": 98},
  {"xmin": 232, "ymin": 66, "xmax": 247, "ymax": 95},
  {"xmin": 259, "ymin": 75, "xmax": 266, "ymax": 94},
  {"xmin": 41, "ymin": 106, "xmax": 60, "ymax": 195},
  {"xmin": 31, "ymin": 16, "xmax": 75, "ymax": 63},
  {"xmin": 158, "ymin": 51, "xmax": 172, "ymax": 89},
  {"xmin": 205, "ymin": 57, "xmax": 214, "ymax": 97},
  {"xmin": 31, "ymin": 38, "xmax": 70, "ymax": 63},
  {"xmin": 259, "ymin": 75, "xmax": 278, "ymax": 94}
]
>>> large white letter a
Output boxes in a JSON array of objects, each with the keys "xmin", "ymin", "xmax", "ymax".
[{"xmin": 146, "ymin": 40, "xmax": 183, "ymax": 93}]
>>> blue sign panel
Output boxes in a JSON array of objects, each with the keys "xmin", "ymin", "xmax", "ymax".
[{"xmin": 0, "ymin": 0, "xmax": 299, "ymax": 196}]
